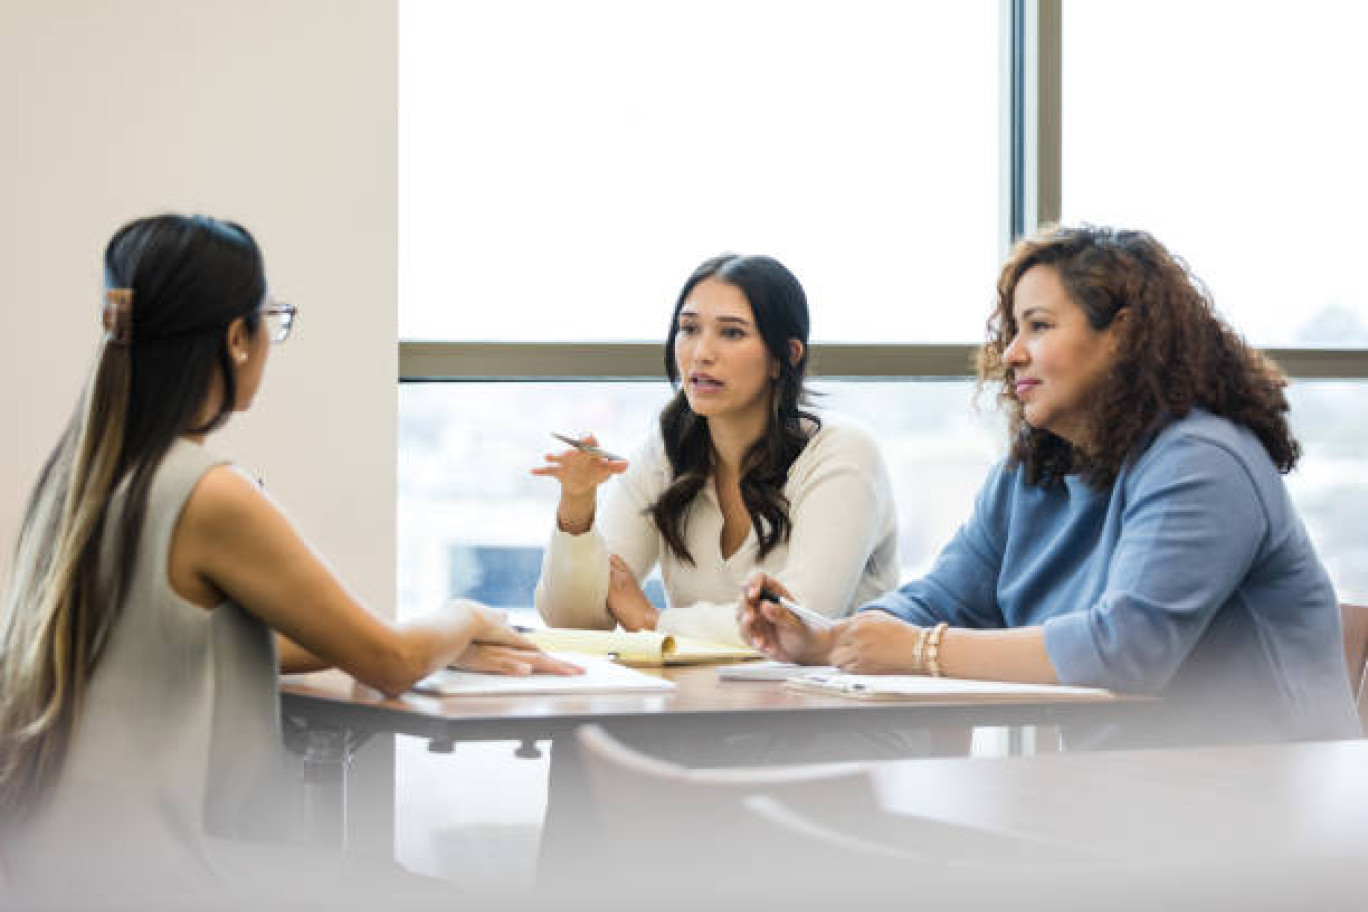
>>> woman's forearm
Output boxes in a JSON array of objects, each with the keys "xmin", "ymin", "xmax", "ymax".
[
  {"xmin": 389, "ymin": 612, "xmax": 483, "ymax": 688},
  {"xmin": 275, "ymin": 616, "xmax": 476, "ymax": 697},
  {"xmin": 556, "ymin": 490, "xmax": 597, "ymax": 534},
  {"xmin": 938, "ymin": 626, "xmax": 1059, "ymax": 684},
  {"xmin": 277, "ymin": 634, "xmax": 330, "ymax": 674}
]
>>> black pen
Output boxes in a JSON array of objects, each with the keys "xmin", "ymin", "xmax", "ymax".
[{"xmin": 758, "ymin": 586, "xmax": 834, "ymax": 631}]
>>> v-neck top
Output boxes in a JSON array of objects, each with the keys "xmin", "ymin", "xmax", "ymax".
[{"xmin": 535, "ymin": 413, "xmax": 899, "ymax": 646}]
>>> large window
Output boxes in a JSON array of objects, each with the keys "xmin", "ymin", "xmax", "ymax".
[
  {"xmin": 1061, "ymin": 0, "xmax": 1368, "ymax": 347},
  {"xmin": 1059, "ymin": 0, "xmax": 1368, "ymax": 601},
  {"xmin": 1284, "ymin": 384, "xmax": 1368, "ymax": 599},
  {"xmin": 399, "ymin": 381, "xmax": 1004, "ymax": 617},
  {"xmin": 400, "ymin": 0, "xmax": 1002, "ymax": 344},
  {"xmin": 391, "ymin": 3, "xmax": 1368, "ymax": 887},
  {"xmin": 398, "ymin": 1, "xmax": 1368, "ymax": 617}
]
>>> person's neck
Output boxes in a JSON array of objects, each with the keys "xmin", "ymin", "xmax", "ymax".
[
  {"xmin": 184, "ymin": 390, "xmax": 234, "ymax": 445},
  {"xmin": 708, "ymin": 408, "xmax": 768, "ymax": 477}
]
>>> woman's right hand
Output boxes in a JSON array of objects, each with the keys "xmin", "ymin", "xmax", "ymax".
[
  {"xmin": 451, "ymin": 643, "xmax": 583, "ymax": 677},
  {"xmin": 737, "ymin": 570, "xmax": 839, "ymax": 666},
  {"xmin": 529, "ymin": 433, "xmax": 627, "ymax": 533},
  {"xmin": 446, "ymin": 599, "xmax": 583, "ymax": 676}
]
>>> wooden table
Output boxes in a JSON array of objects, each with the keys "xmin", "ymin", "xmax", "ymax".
[
  {"xmin": 873, "ymin": 737, "xmax": 1368, "ymax": 863},
  {"xmin": 609, "ymin": 739, "xmax": 1368, "ymax": 910},
  {"xmin": 279, "ymin": 665, "xmax": 1147, "ymax": 854},
  {"xmin": 281, "ymin": 664, "xmax": 1141, "ymax": 747}
]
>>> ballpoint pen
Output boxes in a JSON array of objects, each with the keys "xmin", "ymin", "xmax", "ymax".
[
  {"xmin": 551, "ymin": 432, "xmax": 623, "ymax": 462},
  {"xmin": 758, "ymin": 586, "xmax": 834, "ymax": 631}
]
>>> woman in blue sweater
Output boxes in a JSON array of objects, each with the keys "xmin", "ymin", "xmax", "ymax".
[{"xmin": 741, "ymin": 225, "xmax": 1359, "ymax": 745}]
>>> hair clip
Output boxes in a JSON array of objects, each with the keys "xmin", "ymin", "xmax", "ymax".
[{"xmin": 102, "ymin": 288, "xmax": 133, "ymax": 345}]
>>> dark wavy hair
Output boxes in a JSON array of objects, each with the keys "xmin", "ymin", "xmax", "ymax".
[
  {"xmin": 978, "ymin": 225, "xmax": 1298, "ymax": 489},
  {"xmin": 650, "ymin": 254, "xmax": 818, "ymax": 563}
]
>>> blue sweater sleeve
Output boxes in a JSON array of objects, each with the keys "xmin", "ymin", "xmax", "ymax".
[
  {"xmin": 860, "ymin": 463, "xmax": 1009, "ymax": 629},
  {"xmin": 1042, "ymin": 435, "xmax": 1269, "ymax": 694}
]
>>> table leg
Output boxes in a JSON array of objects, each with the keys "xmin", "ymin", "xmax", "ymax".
[
  {"xmin": 297, "ymin": 727, "xmax": 354, "ymax": 849},
  {"xmin": 346, "ymin": 731, "xmax": 396, "ymax": 857},
  {"xmin": 536, "ymin": 735, "xmax": 595, "ymax": 890}
]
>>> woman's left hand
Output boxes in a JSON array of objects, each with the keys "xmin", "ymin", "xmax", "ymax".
[
  {"xmin": 828, "ymin": 611, "xmax": 926, "ymax": 674},
  {"xmin": 606, "ymin": 554, "xmax": 658, "ymax": 631}
]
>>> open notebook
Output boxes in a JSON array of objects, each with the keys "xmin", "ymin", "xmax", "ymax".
[
  {"xmin": 525, "ymin": 628, "xmax": 761, "ymax": 666},
  {"xmin": 414, "ymin": 654, "xmax": 677, "ymax": 696},
  {"xmin": 785, "ymin": 673, "xmax": 1113, "ymax": 701}
]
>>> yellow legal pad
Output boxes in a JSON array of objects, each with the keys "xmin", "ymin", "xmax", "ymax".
[{"xmin": 525, "ymin": 628, "xmax": 761, "ymax": 666}]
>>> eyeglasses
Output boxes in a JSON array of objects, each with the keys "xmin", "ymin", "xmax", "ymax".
[{"xmin": 262, "ymin": 298, "xmax": 297, "ymax": 344}]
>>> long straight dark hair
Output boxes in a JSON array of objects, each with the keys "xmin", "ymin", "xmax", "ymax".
[
  {"xmin": 650, "ymin": 254, "xmax": 818, "ymax": 563},
  {"xmin": 0, "ymin": 214, "xmax": 265, "ymax": 816}
]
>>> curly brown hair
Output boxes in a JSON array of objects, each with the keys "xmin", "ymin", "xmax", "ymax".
[{"xmin": 977, "ymin": 225, "xmax": 1299, "ymax": 489}]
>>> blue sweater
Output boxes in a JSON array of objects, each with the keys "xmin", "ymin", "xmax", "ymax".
[{"xmin": 864, "ymin": 410, "xmax": 1359, "ymax": 745}]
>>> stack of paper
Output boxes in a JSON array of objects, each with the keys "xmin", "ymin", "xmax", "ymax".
[
  {"xmin": 785, "ymin": 673, "xmax": 1113, "ymax": 701},
  {"xmin": 715, "ymin": 661, "xmax": 838, "ymax": 681}
]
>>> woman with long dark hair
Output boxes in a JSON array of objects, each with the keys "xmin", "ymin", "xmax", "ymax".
[
  {"xmin": 532, "ymin": 254, "xmax": 898, "ymax": 646},
  {"xmin": 0, "ymin": 214, "xmax": 574, "ymax": 903},
  {"xmin": 741, "ymin": 226, "xmax": 1359, "ymax": 746}
]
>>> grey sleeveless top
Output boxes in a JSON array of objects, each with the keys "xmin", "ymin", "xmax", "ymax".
[{"xmin": 1, "ymin": 439, "xmax": 295, "ymax": 902}]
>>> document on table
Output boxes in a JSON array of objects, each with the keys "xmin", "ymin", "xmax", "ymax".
[
  {"xmin": 716, "ymin": 661, "xmax": 839, "ymax": 681},
  {"xmin": 413, "ymin": 654, "xmax": 677, "ymax": 696},
  {"xmin": 785, "ymin": 673, "xmax": 1113, "ymax": 701}
]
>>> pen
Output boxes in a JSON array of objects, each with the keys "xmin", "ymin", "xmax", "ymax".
[
  {"xmin": 758, "ymin": 586, "xmax": 834, "ymax": 631},
  {"xmin": 551, "ymin": 432, "xmax": 623, "ymax": 462}
]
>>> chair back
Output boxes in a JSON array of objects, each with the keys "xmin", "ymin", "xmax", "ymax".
[
  {"xmin": 573, "ymin": 724, "xmax": 1100, "ymax": 901},
  {"xmin": 574, "ymin": 723, "xmax": 885, "ymax": 888},
  {"xmin": 1343, "ymin": 603, "xmax": 1368, "ymax": 735}
]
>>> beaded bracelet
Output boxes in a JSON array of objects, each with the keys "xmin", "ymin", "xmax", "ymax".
[
  {"xmin": 912, "ymin": 625, "xmax": 931, "ymax": 674},
  {"xmin": 925, "ymin": 622, "xmax": 950, "ymax": 678}
]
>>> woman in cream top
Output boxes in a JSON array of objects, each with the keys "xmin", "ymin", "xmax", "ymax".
[{"xmin": 533, "ymin": 254, "xmax": 898, "ymax": 646}]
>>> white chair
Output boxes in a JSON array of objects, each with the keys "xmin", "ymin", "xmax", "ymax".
[
  {"xmin": 574, "ymin": 722, "xmax": 888, "ymax": 872},
  {"xmin": 571, "ymin": 723, "xmax": 1096, "ymax": 902}
]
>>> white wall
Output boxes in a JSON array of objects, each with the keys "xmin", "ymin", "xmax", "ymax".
[{"xmin": 0, "ymin": 0, "xmax": 398, "ymax": 615}]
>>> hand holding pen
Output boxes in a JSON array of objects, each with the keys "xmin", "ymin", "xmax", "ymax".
[
  {"xmin": 737, "ymin": 570, "xmax": 839, "ymax": 666},
  {"xmin": 530, "ymin": 432, "xmax": 629, "ymax": 534},
  {"xmin": 549, "ymin": 432, "xmax": 622, "ymax": 462}
]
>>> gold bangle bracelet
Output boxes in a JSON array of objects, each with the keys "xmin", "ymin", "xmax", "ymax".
[
  {"xmin": 926, "ymin": 622, "xmax": 950, "ymax": 678},
  {"xmin": 912, "ymin": 625, "xmax": 931, "ymax": 674}
]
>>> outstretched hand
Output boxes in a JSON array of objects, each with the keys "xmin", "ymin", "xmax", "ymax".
[
  {"xmin": 529, "ymin": 433, "xmax": 628, "ymax": 499},
  {"xmin": 444, "ymin": 598, "xmax": 583, "ymax": 676},
  {"xmin": 451, "ymin": 643, "xmax": 583, "ymax": 677},
  {"xmin": 530, "ymin": 433, "xmax": 629, "ymax": 535}
]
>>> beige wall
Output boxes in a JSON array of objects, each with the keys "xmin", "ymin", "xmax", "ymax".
[{"xmin": 0, "ymin": 0, "xmax": 398, "ymax": 614}]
